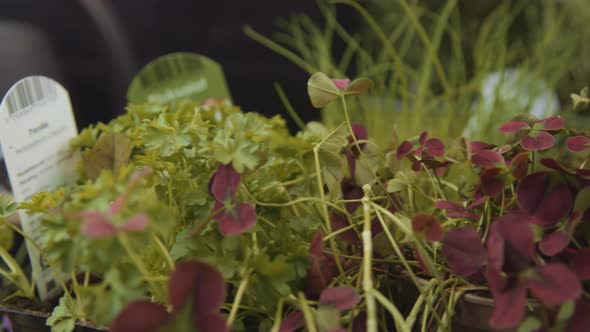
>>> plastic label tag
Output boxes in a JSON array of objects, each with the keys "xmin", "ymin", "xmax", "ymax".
[
  {"xmin": 127, "ymin": 52, "xmax": 232, "ymax": 104},
  {"xmin": 0, "ymin": 76, "xmax": 79, "ymax": 299}
]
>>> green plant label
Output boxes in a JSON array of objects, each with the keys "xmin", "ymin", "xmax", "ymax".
[
  {"xmin": 0, "ymin": 76, "xmax": 79, "ymax": 300},
  {"xmin": 127, "ymin": 53, "xmax": 232, "ymax": 104}
]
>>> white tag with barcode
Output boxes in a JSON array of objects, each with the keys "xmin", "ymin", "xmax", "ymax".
[{"xmin": 0, "ymin": 76, "xmax": 78, "ymax": 300}]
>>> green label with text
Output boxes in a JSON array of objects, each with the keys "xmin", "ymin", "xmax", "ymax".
[{"xmin": 127, "ymin": 53, "xmax": 231, "ymax": 104}]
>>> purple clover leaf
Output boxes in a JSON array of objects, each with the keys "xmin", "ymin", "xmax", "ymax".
[
  {"xmin": 111, "ymin": 260, "xmax": 228, "ymax": 332},
  {"xmin": 441, "ymin": 227, "xmax": 487, "ymax": 277},
  {"xmin": 411, "ymin": 213, "xmax": 444, "ymax": 242},
  {"xmin": 209, "ymin": 163, "xmax": 257, "ymax": 236},
  {"xmin": 305, "ymin": 230, "xmax": 339, "ymax": 300},
  {"xmin": 517, "ymin": 172, "xmax": 573, "ymax": 227},
  {"xmin": 566, "ymin": 135, "xmax": 590, "ymax": 153},
  {"xmin": 498, "ymin": 116, "xmax": 564, "ymax": 151}
]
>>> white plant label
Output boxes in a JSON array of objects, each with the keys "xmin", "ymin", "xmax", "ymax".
[{"xmin": 0, "ymin": 76, "xmax": 78, "ymax": 300}]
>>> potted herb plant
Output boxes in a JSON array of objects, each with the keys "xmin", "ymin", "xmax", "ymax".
[{"xmin": 386, "ymin": 99, "xmax": 590, "ymax": 330}]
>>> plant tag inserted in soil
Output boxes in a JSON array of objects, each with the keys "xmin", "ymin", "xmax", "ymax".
[
  {"xmin": 0, "ymin": 76, "xmax": 79, "ymax": 300},
  {"xmin": 127, "ymin": 52, "xmax": 232, "ymax": 104}
]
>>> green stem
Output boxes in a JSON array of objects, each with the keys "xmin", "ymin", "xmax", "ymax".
[
  {"xmin": 153, "ymin": 236, "xmax": 174, "ymax": 270},
  {"xmin": 270, "ymin": 298, "xmax": 286, "ymax": 332},
  {"xmin": 274, "ymin": 83, "xmax": 306, "ymax": 130},
  {"xmin": 298, "ymin": 292, "xmax": 318, "ymax": 332},
  {"xmin": 243, "ymin": 25, "xmax": 317, "ymax": 75},
  {"xmin": 228, "ymin": 271, "xmax": 251, "ymax": 327},
  {"xmin": 313, "ymin": 124, "xmax": 347, "ymax": 275},
  {"xmin": 340, "ymin": 95, "xmax": 400, "ymax": 212},
  {"xmin": 361, "ymin": 185, "xmax": 377, "ymax": 332},
  {"xmin": 368, "ymin": 288, "xmax": 410, "ymax": 332}
]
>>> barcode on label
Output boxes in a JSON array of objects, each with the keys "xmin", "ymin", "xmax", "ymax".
[
  {"xmin": 5, "ymin": 77, "xmax": 57, "ymax": 116},
  {"xmin": 138, "ymin": 55, "xmax": 203, "ymax": 88}
]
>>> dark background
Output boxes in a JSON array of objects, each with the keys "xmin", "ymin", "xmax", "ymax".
[{"xmin": 0, "ymin": 0, "xmax": 342, "ymax": 130}]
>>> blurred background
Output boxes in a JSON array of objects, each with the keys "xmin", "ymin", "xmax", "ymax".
[
  {"xmin": 1, "ymin": 0, "xmax": 590, "ymax": 141},
  {"xmin": 0, "ymin": 0, "xmax": 337, "ymax": 129}
]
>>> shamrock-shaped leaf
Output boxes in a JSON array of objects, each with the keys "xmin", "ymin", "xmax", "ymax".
[
  {"xmin": 487, "ymin": 269, "xmax": 528, "ymax": 329},
  {"xmin": 210, "ymin": 163, "xmax": 241, "ymax": 203},
  {"xmin": 566, "ymin": 136, "xmax": 590, "ymax": 152},
  {"xmin": 215, "ymin": 202, "xmax": 257, "ymax": 236},
  {"xmin": 520, "ymin": 131, "xmax": 555, "ymax": 151},
  {"xmin": 341, "ymin": 78, "xmax": 373, "ymax": 96},
  {"xmin": 471, "ymin": 150, "xmax": 505, "ymax": 168},
  {"xmin": 435, "ymin": 200, "xmax": 479, "ymax": 220},
  {"xmin": 411, "ymin": 214, "xmax": 443, "ymax": 242},
  {"xmin": 279, "ymin": 312, "xmax": 305, "ymax": 332},
  {"xmin": 527, "ymin": 263, "xmax": 582, "ymax": 306},
  {"xmin": 319, "ymin": 287, "xmax": 360, "ymax": 311},
  {"xmin": 112, "ymin": 260, "xmax": 228, "ymax": 332},
  {"xmin": 518, "ymin": 172, "xmax": 572, "ymax": 227},
  {"xmin": 499, "ymin": 116, "xmax": 564, "ymax": 151},
  {"xmin": 307, "ymin": 72, "xmax": 373, "ymax": 108},
  {"xmin": 441, "ymin": 227, "xmax": 486, "ymax": 277},
  {"xmin": 498, "ymin": 121, "xmax": 530, "ymax": 133},
  {"xmin": 307, "ymin": 72, "xmax": 343, "ymax": 108}
]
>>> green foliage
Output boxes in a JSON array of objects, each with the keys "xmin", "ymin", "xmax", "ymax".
[
  {"xmin": 47, "ymin": 297, "xmax": 76, "ymax": 332},
  {"xmin": 247, "ymin": 0, "xmax": 590, "ymax": 146}
]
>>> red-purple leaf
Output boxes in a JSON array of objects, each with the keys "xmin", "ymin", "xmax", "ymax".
[
  {"xmin": 487, "ymin": 269, "xmax": 527, "ymax": 330},
  {"xmin": 535, "ymin": 116, "xmax": 565, "ymax": 131},
  {"xmin": 80, "ymin": 212, "xmax": 117, "ymax": 239},
  {"xmin": 540, "ymin": 158, "xmax": 574, "ymax": 175},
  {"xmin": 424, "ymin": 138, "xmax": 445, "ymax": 157},
  {"xmin": 411, "ymin": 214, "xmax": 443, "ymax": 242},
  {"xmin": 319, "ymin": 287, "xmax": 361, "ymax": 311},
  {"xmin": 566, "ymin": 299, "xmax": 590, "ymax": 332},
  {"xmin": 570, "ymin": 248, "xmax": 590, "ymax": 280},
  {"xmin": 418, "ymin": 131, "xmax": 429, "ymax": 145},
  {"xmin": 119, "ymin": 214, "xmax": 150, "ymax": 233},
  {"xmin": 396, "ymin": 141, "xmax": 414, "ymax": 160},
  {"xmin": 435, "ymin": 200, "xmax": 464, "ymax": 211},
  {"xmin": 539, "ymin": 231, "xmax": 569, "ymax": 256},
  {"xmin": 510, "ymin": 152, "xmax": 529, "ymax": 181},
  {"xmin": 467, "ymin": 196, "xmax": 486, "ymax": 209},
  {"xmin": 111, "ymin": 300, "xmax": 170, "ymax": 332},
  {"xmin": 168, "ymin": 261, "xmax": 226, "ymax": 315},
  {"xmin": 520, "ymin": 131, "xmax": 555, "ymax": 151},
  {"xmin": 480, "ymin": 168, "xmax": 505, "ymax": 197},
  {"xmin": 195, "ymin": 313, "xmax": 229, "ymax": 332},
  {"xmin": 498, "ymin": 121, "xmax": 530, "ymax": 133},
  {"xmin": 331, "ymin": 214, "xmax": 360, "ymax": 245},
  {"xmin": 527, "ymin": 263, "xmax": 582, "ymax": 306},
  {"xmin": 210, "ymin": 163, "xmax": 241, "ymax": 203},
  {"xmin": 469, "ymin": 141, "xmax": 495, "ymax": 154},
  {"xmin": 305, "ymin": 255, "xmax": 338, "ymax": 300},
  {"xmin": 566, "ymin": 136, "xmax": 590, "ymax": 152},
  {"xmin": 488, "ymin": 213, "xmax": 536, "ymax": 269},
  {"xmin": 332, "ymin": 79, "xmax": 350, "ymax": 90},
  {"xmin": 471, "ymin": 150, "xmax": 505, "ymax": 168},
  {"xmin": 279, "ymin": 311, "xmax": 305, "ymax": 332},
  {"xmin": 342, "ymin": 180, "xmax": 363, "ymax": 214},
  {"xmin": 217, "ymin": 203, "xmax": 257, "ymax": 236},
  {"xmin": 349, "ymin": 123, "xmax": 368, "ymax": 148},
  {"xmin": 518, "ymin": 173, "xmax": 572, "ymax": 226},
  {"xmin": 309, "ymin": 230, "xmax": 324, "ymax": 257},
  {"xmin": 441, "ymin": 227, "xmax": 486, "ymax": 276}
]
